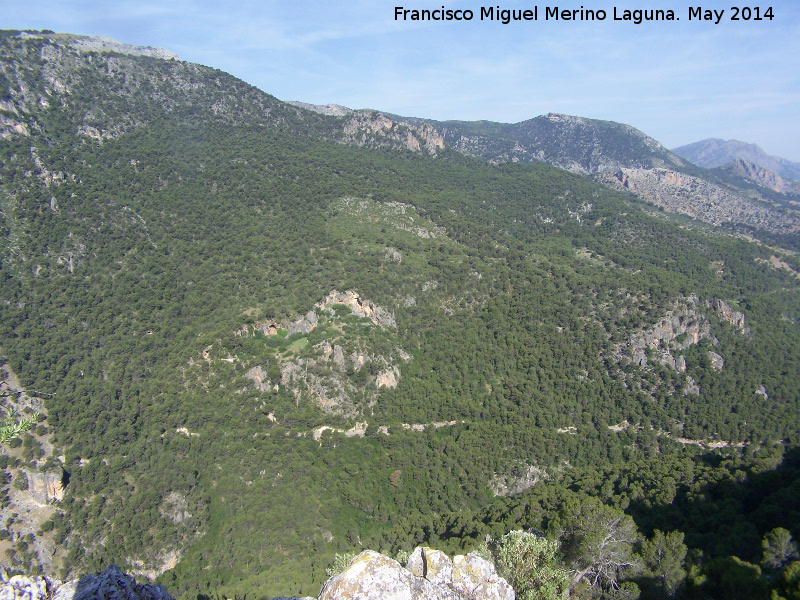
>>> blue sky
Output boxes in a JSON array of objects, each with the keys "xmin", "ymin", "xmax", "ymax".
[{"xmin": 5, "ymin": 0, "xmax": 800, "ymax": 160}]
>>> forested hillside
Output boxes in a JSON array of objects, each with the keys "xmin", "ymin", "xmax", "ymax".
[{"xmin": 1, "ymin": 30, "xmax": 800, "ymax": 599}]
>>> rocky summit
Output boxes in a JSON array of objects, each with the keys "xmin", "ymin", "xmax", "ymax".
[{"xmin": 319, "ymin": 548, "xmax": 514, "ymax": 600}]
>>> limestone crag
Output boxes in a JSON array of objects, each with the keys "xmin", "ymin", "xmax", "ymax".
[
  {"xmin": 489, "ymin": 464, "xmax": 547, "ymax": 497},
  {"xmin": 618, "ymin": 297, "xmax": 714, "ymax": 370},
  {"xmin": 1, "ymin": 360, "xmax": 62, "ymax": 575},
  {"xmin": 707, "ymin": 351, "xmax": 724, "ymax": 371},
  {"xmin": 340, "ymin": 111, "xmax": 445, "ymax": 155},
  {"xmin": 24, "ymin": 469, "xmax": 64, "ymax": 504},
  {"xmin": 319, "ymin": 549, "xmax": 514, "ymax": 600},
  {"xmin": 245, "ymin": 366, "xmax": 271, "ymax": 392},
  {"xmin": 616, "ymin": 297, "xmax": 748, "ymax": 373},
  {"xmin": 286, "ymin": 101, "xmax": 353, "ymax": 116},
  {"xmin": 717, "ymin": 159, "xmax": 800, "ymax": 195},
  {"xmin": 66, "ymin": 35, "xmax": 180, "ymax": 60},
  {"xmin": 0, "ymin": 565, "xmax": 173, "ymax": 600},
  {"xmin": 288, "ymin": 311, "xmax": 319, "ymax": 336},
  {"xmin": 317, "ymin": 290, "xmax": 396, "ymax": 328},
  {"xmin": 598, "ymin": 167, "xmax": 799, "ymax": 235},
  {"xmin": 710, "ymin": 300, "xmax": 748, "ymax": 333}
]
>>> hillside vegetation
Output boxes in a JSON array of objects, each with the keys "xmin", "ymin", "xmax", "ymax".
[{"xmin": 1, "ymin": 30, "xmax": 800, "ymax": 599}]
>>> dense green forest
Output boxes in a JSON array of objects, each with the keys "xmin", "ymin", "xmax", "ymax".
[{"xmin": 1, "ymin": 30, "xmax": 800, "ymax": 599}]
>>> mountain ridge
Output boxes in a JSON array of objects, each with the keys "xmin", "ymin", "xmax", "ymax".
[
  {"xmin": 288, "ymin": 101, "xmax": 800, "ymax": 240},
  {"xmin": 673, "ymin": 138, "xmax": 800, "ymax": 182}
]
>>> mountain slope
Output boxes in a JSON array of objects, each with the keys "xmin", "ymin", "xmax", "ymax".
[
  {"xmin": 416, "ymin": 112, "xmax": 686, "ymax": 174},
  {"xmin": 714, "ymin": 158, "xmax": 800, "ymax": 197},
  {"xmin": 1, "ymin": 30, "xmax": 800, "ymax": 599},
  {"xmin": 673, "ymin": 138, "xmax": 800, "ymax": 182},
  {"xmin": 374, "ymin": 112, "xmax": 799, "ymax": 243}
]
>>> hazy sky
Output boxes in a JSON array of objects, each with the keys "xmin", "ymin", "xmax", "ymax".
[{"xmin": 5, "ymin": 0, "xmax": 800, "ymax": 160}]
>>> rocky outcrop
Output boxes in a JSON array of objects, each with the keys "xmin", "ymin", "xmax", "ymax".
[
  {"xmin": 616, "ymin": 297, "xmax": 748, "ymax": 372},
  {"xmin": 717, "ymin": 159, "xmax": 800, "ymax": 195},
  {"xmin": 0, "ymin": 565, "xmax": 173, "ymax": 600},
  {"xmin": 25, "ymin": 469, "xmax": 64, "ymax": 504},
  {"xmin": 340, "ymin": 111, "xmax": 445, "ymax": 155},
  {"xmin": 597, "ymin": 167, "xmax": 798, "ymax": 235},
  {"xmin": 245, "ymin": 366, "xmax": 271, "ymax": 391},
  {"xmin": 288, "ymin": 311, "xmax": 319, "ymax": 336},
  {"xmin": 385, "ymin": 247, "xmax": 402, "ymax": 263},
  {"xmin": 618, "ymin": 297, "xmax": 714, "ymax": 370},
  {"xmin": 287, "ymin": 101, "xmax": 353, "ymax": 116},
  {"xmin": 318, "ymin": 290, "xmax": 396, "ymax": 328},
  {"xmin": 707, "ymin": 351, "xmax": 724, "ymax": 371},
  {"xmin": 489, "ymin": 465, "xmax": 547, "ymax": 497},
  {"xmin": 710, "ymin": 300, "xmax": 748, "ymax": 333},
  {"xmin": 376, "ymin": 368, "xmax": 399, "ymax": 389},
  {"xmin": 330, "ymin": 197, "xmax": 446, "ymax": 242},
  {"xmin": 319, "ymin": 549, "xmax": 514, "ymax": 600},
  {"xmin": 68, "ymin": 35, "xmax": 180, "ymax": 60}
]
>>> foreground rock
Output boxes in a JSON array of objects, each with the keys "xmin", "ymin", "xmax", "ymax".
[
  {"xmin": 0, "ymin": 565, "xmax": 172, "ymax": 600},
  {"xmin": 319, "ymin": 548, "xmax": 514, "ymax": 600}
]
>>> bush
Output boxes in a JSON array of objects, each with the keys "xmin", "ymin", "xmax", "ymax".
[
  {"xmin": 325, "ymin": 551, "xmax": 360, "ymax": 577},
  {"xmin": 490, "ymin": 531, "xmax": 570, "ymax": 600},
  {"xmin": 12, "ymin": 472, "xmax": 28, "ymax": 491}
]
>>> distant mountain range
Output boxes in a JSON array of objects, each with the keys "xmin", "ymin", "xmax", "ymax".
[
  {"xmin": 294, "ymin": 102, "xmax": 800, "ymax": 237},
  {"xmin": 673, "ymin": 138, "xmax": 800, "ymax": 182}
]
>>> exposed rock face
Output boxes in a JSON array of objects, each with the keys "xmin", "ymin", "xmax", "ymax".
[
  {"xmin": 288, "ymin": 311, "xmax": 319, "ymax": 336},
  {"xmin": 407, "ymin": 548, "xmax": 453, "ymax": 586},
  {"xmin": 616, "ymin": 297, "xmax": 748, "ymax": 373},
  {"xmin": 25, "ymin": 469, "xmax": 64, "ymax": 504},
  {"xmin": 245, "ymin": 366, "xmax": 272, "ymax": 391},
  {"xmin": 286, "ymin": 101, "xmax": 353, "ymax": 116},
  {"xmin": 0, "ymin": 565, "xmax": 173, "ymax": 600},
  {"xmin": 450, "ymin": 553, "xmax": 514, "ymax": 600},
  {"xmin": 330, "ymin": 197, "xmax": 446, "ymax": 242},
  {"xmin": 489, "ymin": 465, "xmax": 547, "ymax": 497},
  {"xmin": 707, "ymin": 351, "xmax": 724, "ymax": 371},
  {"xmin": 160, "ymin": 492, "xmax": 191, "ymax": 524},
  {"xmin": 598, "ymin": 167, "xmax": 798, "ymax": 235},
  {"xmin": 717, "ymin": 158, "xmax": 800, "ymax": 195},
  {"xmin": 376, "ymin": 367, "xmax": 399, "ymax": 389},
  {"xmin": 617, "ymin": 296, "xmax": 713, "ymax": 370},
  {"xmin": 710, "ymin": 300, "xmax": 748, "ymax": 333},
  {"xmin": 221, "ymin": 291, "xmax": 408, "ymax": 415},
  {"xmin": 318, "ymin": 290, "xmax": 396, "ymax": 328},
  {"xmin": 339, "ymin": 111, "xmax": 445, "ymax": 155},
  {"xmin": 0, "ymin": 570, "xmax": 51, "ymax": 600},
  {"xmin": 319, "ymin": 549, "xmax": 514, "ymax": 600},
  {"xmin": 385, "ymin": 247, "xmax": 402, "ymax": 263},
  {"xmin": 683, "ymin": 376, "xmax": 700, "ymax": 396},
  {"xmin": 68, "ymin": 35, "xmax": 180, "ymax": 60},
  {"xmin": 333, "ymin": 345, "xmax": 346, "ymax": 370}
]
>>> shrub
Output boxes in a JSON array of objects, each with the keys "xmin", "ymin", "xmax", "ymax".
[
  {"xmin": 490, "ymin": 531, "xmax": 570, "ymax": 600},
  {"xmin": 12, "ymin": 472, "xmax": 28, "ymax": 491}
]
